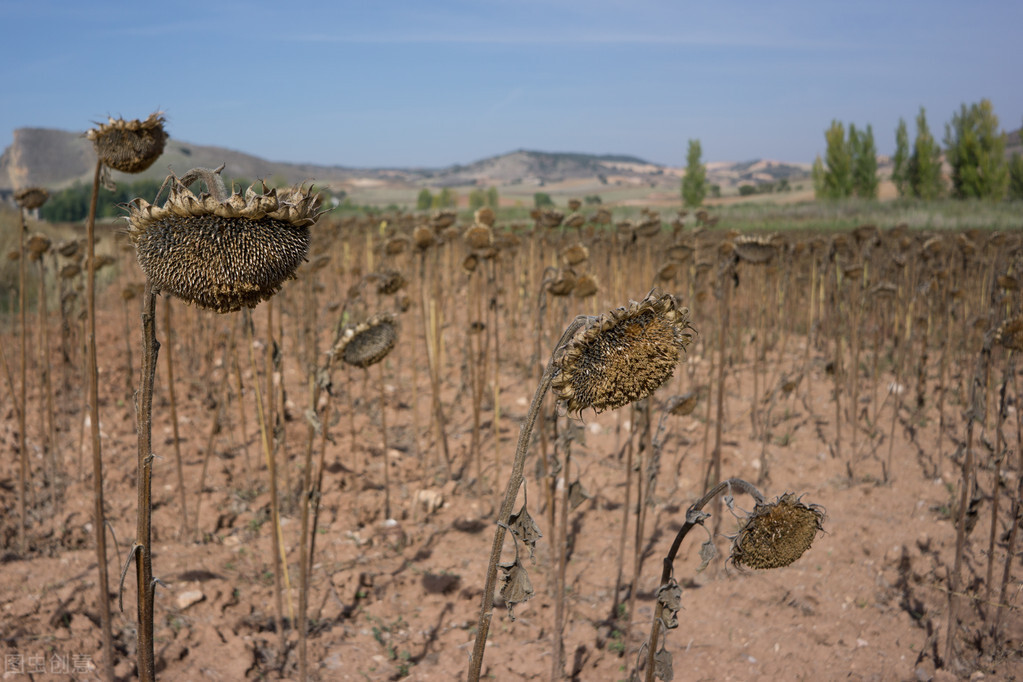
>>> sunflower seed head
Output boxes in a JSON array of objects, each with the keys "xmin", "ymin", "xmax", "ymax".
[
  {"xmin": 573, "ymin": 273, "xmax": 599, "ymax": 298},
  {"xmin": 464, "ymin": 224, "xmax": 493, "ymax": 250},
  {"xmin": 413, "ymin": 225, "xmax": 436, "ymax": 250},
  {"xmin": 86, "ymin": 112, "xmax": 167, "ymax": 174},
  {"xmin": 551, "ymin": 291, "xmax": 694, "ymax": 415},
  {"xmin": 734, "ymin": 235, "xmax": 778, "ymax": 264},
  {"xmin": 667, "ymin": 390, "xmax": 701, "ymax": 416},
  {"xmin": 560, "ymin": 243, "xmax": 589, "ymax": 266},
  {"xmin": 384, "ymin": 236, "xmax": 408, "ymax": 255},
  {"xmin": 730, "ymin": 493, "xmax": 825, "ymax": 570},
  {"xmin": 126, "ymin": 169, "xmax": 318, "ymax": 313},
  {"xmin": 546, "ymin": 269, "xmax": 576, "ymax": 296},
  {"xmin": 14, "ymin": 187, "xmax": 49, "ymax": 210},
  {"xmin": 564, "ymin": 212, "xmax": 585, "ymax": 229},
  {"xmin": 995, "ymin": 316, "xmax": 1023, "ymax": 353},
  {"xmin": 332, "ymin": 312, "xmax": 398, "ymax": 368},
  {"xmin": 474, "ymin": 206, "xmax": 496, "ymax": 227},
  {"xmin": 27, "ymin": 233, "xmax": 51, "ymax": 256},
  {"xmin": 375, "ymin": 269, "xmax": 407, "ymax": 295}
]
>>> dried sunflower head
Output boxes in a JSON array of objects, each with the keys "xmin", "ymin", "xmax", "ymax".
[
  {"xmin": 560, "ymin": 243, "xmax": 589, "ymax": 266},
  {"xmin": 551, "ymin": 291, "xmax": 694, "ymax": 415},
  {"xmin": 538, "ymin": 209, "xmax": 564, "ymax": 229},
  {"xmin": 332, "ymin": 312, "xmax": 398, "ymax": 368},
  {"xmin": 375, "ymin": 269, "xmax": 407, "ymax": 295},
  {"xmin": 546, "ymin": 269, "xmax": 576, "ymax": 297},
  {"xmin": 14, "ymin": 187, "xmax": 49, "ymax": 210},
  {"xmin": 126, "ymin": 167, "xmax": 319, "ymax": 313},
  {"xmin": 413, "ymin": 225, "xmax": 436, "ymax": 250},
  {"xmin": 86, "ymin": 112, "xmax": 167, "ymax": 174},
  {"xmin": 995, "ymin": 316, "xmax": 1023, "ymax": 353},
  {"xmin": 464, "ymin": 224, "xmax": 493, "ymax": 250},
  {"xmin": 474, "ymin": 206, "xmax": 496, "ymax": 227},
  {"xmin": 27, "ymin": 233, "xmax": 52, "ymax": 257},
  {"xmin": 564, "ymin": 212, "xmax": 585, "ymax": 229},
  {"xmin": 730, "ymin": 493, "xmax": 824, "ymax": 570},
  {"xmin": 667, "ymin": 390, "xmax": 701, "ymax": 416},
  {"xmin": 384, "ymin": 236, "xmax": 408, "ymax": 255},
  {"xmin": 656, "ymin": 262, "xmax": 678, "ymax": 281},
  {"xmin": 573, "ymin": 273, "xmax": 599, "ymax": 298},
  {"xmin": 734, "ymin": 235, "xmax": 778, "ymax": 264}
]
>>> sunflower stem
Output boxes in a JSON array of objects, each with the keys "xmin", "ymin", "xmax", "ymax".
[
  {"xmin": 467, "ymin": 316, "xmax": 586, "ymax": 682},
  {"xmin": 135, "ymin": 282, "xmax": 159, "ymax": 682},
  {"xmin": 84, "ymin": 158, "xmax": 116, "ymax": 682},
  {"xmin": 642, "ymin": 478, "xmax": 763, "ymax": 682}
]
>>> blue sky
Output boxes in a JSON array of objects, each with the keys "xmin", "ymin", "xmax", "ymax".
[{"xmin": 2, "ymin": 0, "xmax": 1020, "ymax": 169}]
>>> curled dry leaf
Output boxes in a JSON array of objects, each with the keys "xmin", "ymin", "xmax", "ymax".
[
  {"xmin": 568, "ymin": 480, "xmax": 589, "ymax": 511},
  {"xmin": 656, "ymin": 579, "xmax": 683, "ymax": 630},
  {"xmin": 696, "ymin": 537, "xmax": 718, "ymax": 573},
  {"xmin": 506, "ymin": 503, "xmax": 543, "ymax": 560},
  {"xmin": 654, "ymin": 646, "xmax": 675, "ymax": 682},
  {"xmin": 498, "ymin": 558, "xmax": 534, "ymax": 620}
]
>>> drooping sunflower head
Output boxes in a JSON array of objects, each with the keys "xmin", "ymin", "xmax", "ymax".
[
  {"xmin": 126, "ymin": 167, "xmax": 319, "ymax": 313},
  {"xmin": 331, "ymin": 312, "xmax": 398, "ymax": 369},
  {"xmin": 733, "ymin": 235, "xmax": 778, "ymax": 264},
  {"xmin": 995, "ymin": 316, "xmax": 1023, "ymax": 353},
  {"xmin": 86, "ymin": 112, "xmax": 168, "ymax": 174},
  {"xmin": 14, "ymin": 187, "xmax": 49, "ymax": 210},
  {"xmin": 730, "ymin": 493, "xmax": 825, "ymax": 570},
  {"xmin": 551, "ymin": 291, "xmax": 694, "ymax": 415}
]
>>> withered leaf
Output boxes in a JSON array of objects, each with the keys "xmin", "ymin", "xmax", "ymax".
[
  {"xmin": 568, "ymin": 480, "xmax": 589, "ymax": 511},
  {"xmin": 654, "ymin": 646, "xmax": 674, "ymax": 681},
  {"xmin": 685, "ymin": 508, "xmax": 710, "ymax": 525},
  {"xmin": 697, "ymin": 537, "xmax": 718, "ymax": 572},
  {"xmin": 656, "ymin": 579, "xmax": 683, "ymax": 630},
  {"xmin": 507, "ymin": 504, "xmax": 543, "ymax": 559},
  {"xmin": 498, "ymin": 559, "xmax": 534, "ymax": 620}
]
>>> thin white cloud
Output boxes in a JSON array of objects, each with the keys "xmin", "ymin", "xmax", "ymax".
[{"xmin": 279, "ymin": 29, "xmax": 842, "ymax": 51}]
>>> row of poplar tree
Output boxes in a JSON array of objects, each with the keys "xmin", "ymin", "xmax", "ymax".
[{"xmin": 813, "ymin": 98, "xmax": 1023, "ymax": 201}]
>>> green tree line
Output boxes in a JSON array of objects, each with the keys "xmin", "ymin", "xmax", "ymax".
[
  {"xmin": 816, "ymin": 98, "xmax": 1023, "ymax": 201},
  {"xmin": 40, "ymin": 178, "xmax": 165, "ymax": 222}
]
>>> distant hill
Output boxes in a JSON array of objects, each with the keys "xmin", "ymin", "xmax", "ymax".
[{"xmin": 0, "ymin": 126, "xmax": 812, "ymax": 199}]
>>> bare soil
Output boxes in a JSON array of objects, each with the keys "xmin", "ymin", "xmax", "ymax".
[{"xmin": 1, "ymin": 233, "xmax": 1020, "ymax": 682}]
